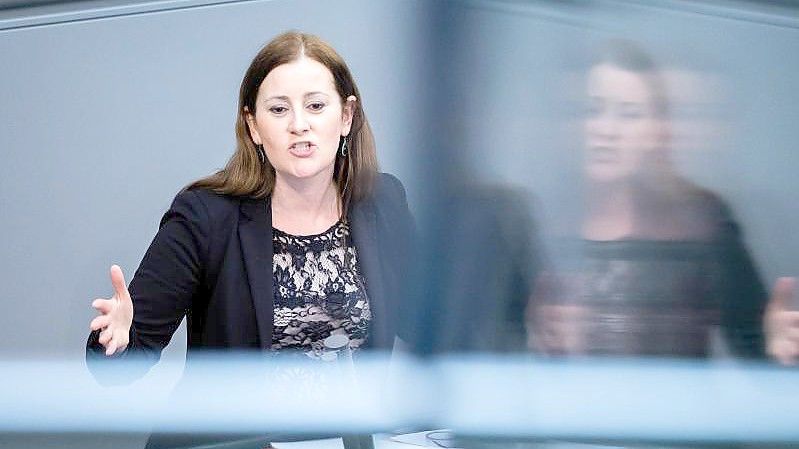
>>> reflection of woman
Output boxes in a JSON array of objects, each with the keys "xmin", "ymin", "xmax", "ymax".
[
  {"xmin": 531, "ymin": 41, "xmax": 767, "ymax": 358},
  {"xmin": 86, "ymin": 31, "xmax": 413, "ymax": 368}
]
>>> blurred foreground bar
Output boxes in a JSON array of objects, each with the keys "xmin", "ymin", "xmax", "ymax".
[{"xmin": 1, "ymin": 354, "xmax": 799, "ymax": 445}]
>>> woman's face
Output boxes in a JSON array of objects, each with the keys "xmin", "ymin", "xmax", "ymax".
[
  {"xmin": 246, "ymin": 57, "xmax": 355, "ymax": 185},
  {"xmin": 584, "ymin": 63, "xmax": 667, "ymax": 183}
]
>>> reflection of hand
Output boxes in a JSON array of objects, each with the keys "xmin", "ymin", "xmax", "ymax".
[
  {"xmin": 765, "ymin": 277, "xmax": 799, "ymax": 365},
  {"xmin": 89, "ymin": 265, "xmax": 134, "ymax": 356},
  {"xmin": 528, "ymin": 272, "xmax": 588, "ymax": 355},
  {"xmin": 534, "ymin": 303, "xmax": 588, "ymax": 356}
]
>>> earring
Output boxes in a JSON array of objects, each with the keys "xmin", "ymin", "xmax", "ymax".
[
  {"xmin": 341, "ymin": 156, "xmax": 352, "ymax": 195},
  {"xmin": 256, "ymin": 144, "xmax": 266, "ymax": 164},
  {"xmin": 339, "ymin": 137, "xmax": 349, "ymax": 157}
]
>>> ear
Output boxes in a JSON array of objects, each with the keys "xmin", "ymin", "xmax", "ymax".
[
  {"xmin": 341, "ymin": 95, "xmax": 357, "ymax": 136},
  {"xmin": 244, "ymin": 107, "xmax": 262, "ymax": 145}
]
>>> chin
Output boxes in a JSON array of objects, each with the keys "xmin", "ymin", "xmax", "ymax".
[
  {"xmin": 585, "ymin": 163, "xmax": 628, "ymax": 184},
  {"xmin": 287, "ymin": 162, "xmax": 335, "ymax": 181}
]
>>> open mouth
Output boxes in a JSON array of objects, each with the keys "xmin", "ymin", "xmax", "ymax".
[
  {"xmin": 588, "ymin": 146, "xmax": 619, "ymax": 164},
  {"xmin": 289, "ymin": 142, "xmax": 316, "ymax": 158}
]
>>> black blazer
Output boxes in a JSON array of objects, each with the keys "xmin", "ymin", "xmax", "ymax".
[{"xmin": 87, "ymin": 173, "xmax": 413, "ymax": 375}]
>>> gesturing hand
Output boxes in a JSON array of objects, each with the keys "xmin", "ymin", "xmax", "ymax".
[
  {"xmin": 90, "ymin": 265, "xmax": 134, "ymax": 356},
  {"xmin": 765, "ymin": 277, "xmax": 799, "ymax": 365}
]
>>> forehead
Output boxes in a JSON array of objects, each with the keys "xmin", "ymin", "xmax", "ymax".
[
  {"xmin": 587, "ymin": 63, "xmax": 654, "ymax": 104},
  {"xmin": 258, "ymin": 57, "xmax": 337, "ymax": 99}
]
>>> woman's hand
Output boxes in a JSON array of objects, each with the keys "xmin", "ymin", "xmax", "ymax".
[
  {"xmin": 765, "ymin": 277, "xmax": 799, "ymax": 365},
  {"xmin": 89, "ymin": 265, "xmax": 133, "ymax": 356}
]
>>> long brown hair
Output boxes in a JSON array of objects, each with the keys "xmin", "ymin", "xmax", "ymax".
[{"xmin": 189, "ymin": 31, "xmax": 378, "ymax": 214}]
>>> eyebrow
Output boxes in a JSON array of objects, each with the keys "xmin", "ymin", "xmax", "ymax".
[{"xmin": 264, "ymin": 92, "xmax": 330, "ymax": 102}]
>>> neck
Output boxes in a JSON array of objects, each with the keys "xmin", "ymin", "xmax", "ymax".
[
  {"xmin": 583, "ymin": 180, "xmax": 635, "ymax": 240},
  {"xmin": 271, "ymin": 174, "xmax": 340, "ymax": 235}
]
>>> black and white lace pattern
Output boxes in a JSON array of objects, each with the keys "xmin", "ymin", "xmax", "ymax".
[{"xmin": 271, "ymin": 219, "xmax": 370, "ymax": 356}]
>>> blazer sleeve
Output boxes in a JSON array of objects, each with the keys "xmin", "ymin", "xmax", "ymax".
[
  {"xmin": 86, "ymin": 189, "xmax": 210, "ymax": 382},
  {"xmin": 375, "ymin": 173, "xmax": 417, "ymax": 344},
  {"xmin": 716, "ymin": 208, "xmax": 768, "ymax": 358}
]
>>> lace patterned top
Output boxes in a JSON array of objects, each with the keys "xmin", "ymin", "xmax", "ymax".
[{"xmin": 271, "ymin": 219, "xmax": 370, "ymax": 356}]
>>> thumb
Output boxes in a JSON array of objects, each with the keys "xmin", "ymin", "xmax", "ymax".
[
  {"xmin": 770, "ymin": 277, "xmax": 796, "ymax": 311},
  {"xmin": 109, "ymin": 264, "xmax": 129, "ymax": 299}
]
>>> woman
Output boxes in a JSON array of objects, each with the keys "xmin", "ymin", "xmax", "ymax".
[
  {"xmin": 530, "ymin": 40, "xmax": 768, "ymax": 358},
  {"xmin": 87, "ymin": 31, "xmax": 413, "ymax": 372}
]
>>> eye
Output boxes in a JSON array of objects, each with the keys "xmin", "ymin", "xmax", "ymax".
[
  {"xmin": 307, "ymin": 101, "xmax": 326, "ymax": 112},
  {"xmin": 268, "ymin": 105, "xmax": 288, "ymax": 115},
  {"xmin": 586, "ymin": 99, "xmax": 603, "ymax": 117}
]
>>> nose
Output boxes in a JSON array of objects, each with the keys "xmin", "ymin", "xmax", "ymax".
[{"xmin": 289, "ymin": 108, "xmax": 310, "ymax": 135}]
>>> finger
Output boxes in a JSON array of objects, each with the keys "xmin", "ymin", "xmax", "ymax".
[
  {"xmin": 109, "ymin": 265, "xmax": 129, "ymax": 299},
  {"xmin": 90, "ymin": 315, "xmax": 111, "ymax": 331},
  {"xmin": 108, "ymin": 330, "xmax": 128, "ymax": 356},
  {"xmin": 769, "ymin": 339, "xmax": 787, "ymax": 362},
  {"xmin": 779, "ymin": 312, "xmax": 799, "ymax": 326},
  {"xmin": 767, "ymin": 311, "xmax": 799, "ymax": 335},
  {"xmin": 770, "ymin": 277, "xmax": 796, "ymax": 310},
  {"xmin": 92, "ymin": 298, "xmax": 114, "ymax": 314},
  {"xmin": 105, "ymin": 339, "xmax": 118, "ymax": 356},
  {"xmin": 781, "ymin": 327, "xmax": 799, "ymax": 343},
  {"xmin": 770, "ymin": 344, "xmax": 789, "ymax": 365},
  {"xmin": 773, "ymin": 341, "xmax": 799, "ymax": 366},
  {"xmin": 98, "ymin": 327, "xmax": 112, "ymax": 346}
]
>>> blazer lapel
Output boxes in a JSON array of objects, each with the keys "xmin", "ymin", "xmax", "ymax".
[
  {"xmin": 350, "ymin": 200, "xmax": 390, "ymax": 349},
  {"xmin": 238, "ymin": 196, "xmax": 274, "ymax": 350}
]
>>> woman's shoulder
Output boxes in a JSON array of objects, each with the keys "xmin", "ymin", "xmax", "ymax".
[
  {"xmin": 666, "ymin": 179, "xmax": 743, "ymax": 240},
  {"xmin": 676, "ymin": 182, "xmax": 735, "ymax": 222},
  {"xmin": 163, "ymin": 187, "xmax": 249, "ymax": 226},
  {"xmin": 371, "ymin": 172, "xmax": 409, "ymax": 205},
  {"xmin": 364, "ymin": 173, "xmax": 414, "ymax": 230},
  {"xmin": 171, "ymin": 187, "xmax": 242, "ymax": 209},
  {"xmin": 374, "ymin": 172, "xmax": 405, "ymax": 193}
]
